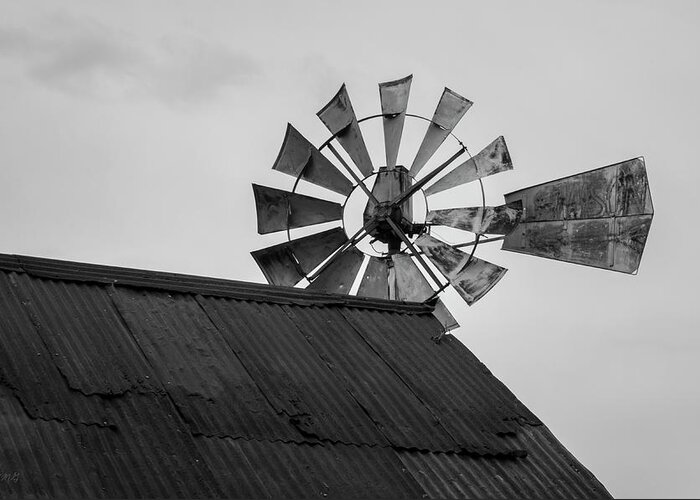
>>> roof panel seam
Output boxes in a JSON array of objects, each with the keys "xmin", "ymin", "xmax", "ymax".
[
  {"xmin": 279, "ymin": 304, "xmax": 428, "ymax": 451},
  {"xmin": 334, "ymin": 308, "xmax": 483, "ymax": 455},
  {"xmin": 102, "ymin": 285, "xmax": 236, "ymax": 493},
  {"xmin": 192, "ymin": 294, "xmax": 310, "ymax": 442}
]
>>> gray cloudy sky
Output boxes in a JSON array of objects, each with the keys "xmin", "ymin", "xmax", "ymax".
[{"xmin": 1, "ymin": 1, "xmax": 698, "ymax": 498}]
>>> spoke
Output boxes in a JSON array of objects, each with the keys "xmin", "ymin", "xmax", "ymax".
[
  {"xmin": 390, "ymin": 148, "xmax": 466, "ymax": 208},
  {"xmin": 413, "ymin": 235, "xmax": 506, "ymax": 254},
  {"xmin": 326, "ymin": 143, "xmax": 380, "ymax": 206},
  {"xmin": 306, "ymin": 218, "xmax": 377, "ymax": 281},
  {"xmin": 384, "ymin": 217, "xmax": 443, "ymax": 290}
]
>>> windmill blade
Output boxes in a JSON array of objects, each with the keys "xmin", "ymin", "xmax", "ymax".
[
  {"xmin": 251, "ymin": 227, "xmax": 348, "ymax": 287},
  {"xmin": 409, "ymin": 88, "xmax": 472, "ymax": 177},
  {"xmin": 415, "ymin": 234, "xmax": 507, "ymax": 306},
  {"xmin": 502, "ymin": 157, "xmax": 654, "ymax": 274},
  {"xmin": 272, "ymin": 124, "xmax": 353, "ymax": 196},
  {"xmin": 426, "ymin": 202, "xmax": 523, "ymax": 235},
  {"xmin": 392, "ymin": 254, "xmax": 459, "ymax": 331},
  {"xmin": 253, "ymin": 184, "xmax": 343, "ymax": 234},
  {"xmin": 424, "ymin": 136, "xmax": 513, "ymax": 196},
  {"xmin": 379, "ymin": 75, "xmax": 412, "ymax": 169},
  {"xmin": 307, "ymin": 247, "xmax": 364, "ymax": 295},
  {"xmin": 357, "ymin": 256, "xmax": 390, "ymax": 299},
  {"xmin": 317, "ymin": 84, "xmax": 374, "ymax": 176}
]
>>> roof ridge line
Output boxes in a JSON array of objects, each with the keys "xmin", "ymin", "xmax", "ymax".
[{"xmin": 0, "ymin": 252, "xmax": 434, "ymax": 314}]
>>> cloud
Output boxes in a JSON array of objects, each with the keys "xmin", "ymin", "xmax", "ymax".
[
  {"xmin": 0, "ymin": 17, "xmax": 261, "ymax": 104},
  {"xmin": 146, "ymin": 36, "xmax": 260, "ymax": 104}
]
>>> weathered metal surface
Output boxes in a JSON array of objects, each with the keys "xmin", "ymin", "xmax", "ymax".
[
  {"xmin": 363, "ymin": 166, "xmax": 414, "ymax": 250},
  {"xmin": 272, "ymin": 123, "xmax": 353, "ymax": 196},
  {"xmin": 503, "ymin": 215, "xmax": 653, "ymax": 274},
  {"xmin": 283, "ymin": 304, "xmax": 460, "ymax": 452},
  {"xmin": 424, "ymin": 136, "xmax": 513, "ymax": 196},
  {"xmin": 392, "ymin": 254, "xmax": 433, "ymax": 302},
  {"xmin": 0, "ymin": 272, "xmax": 119, "ymax": 427},
  {"xmin": 616, "ymin": 157, "xmax": 654, "ymax": 216},
  {"xmin": 0, "ymin": 255, "xmax": 611, "ymax": 498},
  {"xmin": 504, "ymin": 157, "xmax": 653, "ymax": 222},
  {"xmin": 251, "ymin": 227, "xmax": 348, "ymax": 287},
  {"xmin": 416, "ymin": 234, "xmax": 508, "ymax": 305},
  {"xmin": 306, "ymin": 246, "xmax": 364, "ymax": 295},
  {"xmin": 502, "ymin": 158, "xmax": 653, "ymax": 273},
  {"xmin": 432, "ymin": 299, "xmax": 460, "ymax": 332},
  {"xmin": 198, "ymin": 296, "xmax": 389, "ymax": 446},
  {"xmin": 111, "ymin": 287, "xmax": 300, "ymax": 442},
  {"xmin": 614, "ymin": 214, "xmax": 653, "ymax": 273},
  {"xmin": 0, "ymin": 385, "xmax": 226, "ymax": 498},
  {"xmin": 357, "ymin": 256, "xmax": 390, "ymax": 299},
  {"xmin": 253, "ymin": 183, "xmax": 343, "ymax": 234},
  {"xmin": 409, "ymin": 87, "xmax": 472, "ymax": 177},
  {"xmin": 9, "ymin": 273, "xmax": 157, "ymax": 396},
  {"xmin": 340, "ymin": 308, "xmax": 539, "ymax": 455},
  {"xmin": 317, "ymin": 84, "xmax": 374, "ymax": 176},
  {"xmin": 392, "ymin": 254, "xmax": 459, "ymax": 332},
  {"xmin": 397, "ymin": 425, "xmax": 612, "ymax": 499},
  {"xmin": 427, "ymin": 202, "xmax": 523, "ymax": 235},
  {"xmin": 201, "ymin": 436, "xmax": 425, "ymax": 499},
  {"xmin": 379, "ymin": 75, "xmax": 412, "ymax": 169}
]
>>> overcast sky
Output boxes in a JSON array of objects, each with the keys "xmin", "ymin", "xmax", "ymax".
[{"xmin": 1, "ymin": 1, "xmax": 698, "ymax": 498}]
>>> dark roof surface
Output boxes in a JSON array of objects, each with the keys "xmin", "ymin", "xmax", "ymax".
[{"xmin": 0, "ymin": 253, "xmax": 612, "ymax": 499}]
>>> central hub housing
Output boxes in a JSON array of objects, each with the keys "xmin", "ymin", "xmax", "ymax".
[{"xmin": 363, "ymin": 166, "xmax": 414, "ymax": 253}]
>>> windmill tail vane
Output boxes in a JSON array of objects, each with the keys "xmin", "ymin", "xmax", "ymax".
[{"xmin": 251, "ymin": 74, "xmax": 654, "ymax": 332}]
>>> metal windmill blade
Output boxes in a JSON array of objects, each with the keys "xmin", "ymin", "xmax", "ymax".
[
  {"xmin": 273, "ymin": 124, "xmax": 353, "ymax": 196},
  {"xmin": 379, "ymin": 75, "xmax": 412, "ymax": 170},
  {"xmin": 250, "ymin": 75, "xmax": 654, "ymax": 334},
  {"xmin": 317, "ymin": 84, "xmax": 374, "ymax": 177},
  {"xmin": 252, "ymin": 184, "xmax": 343, "ymax": 234},
  {"xmin": 424, "ymin": 136, "xmax": 513, "ymax": 196},
  {"xmin": 409, "ymin": 88, "xmax": 472, "ymax": 177}
]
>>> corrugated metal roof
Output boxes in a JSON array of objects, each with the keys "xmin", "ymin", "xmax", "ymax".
[
  {"xmin": 200, "ymin": 297, "xmax": 389, "ymax": 447},
  {"xmin": 397, "ymin": 426, "xmax": 610, "ymax": 499},
  {"xmin": 340, "ymin": 308, "xmax": 540, "ymax": 453},
  {"xmin": 0, "ymin": 252, "xmax": 612, "ymax": 498},
  {"xmin": 110, "ymin": 286, "xmax": 303, "ymax": 443}
]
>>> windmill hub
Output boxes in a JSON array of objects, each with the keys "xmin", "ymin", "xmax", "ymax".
[{"xmin": 365, "ymin": 202, "xmax": 408, "ymax": 244}]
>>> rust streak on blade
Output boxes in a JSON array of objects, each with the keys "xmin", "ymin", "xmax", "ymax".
[
  {"xmin": 306, "ymin": 247, "xmax": 364, "ymax": 295},
  {"xmin": 425, "ymin": 136, "xmax": 512, "ymax": 196},
  {"xmin": 504, "ymin": 157, "xmax": 653, "ymax": 223},
  {"xmin": 357, "ymin": 256, "xmax": 390, "ymax": 300},
  {"xmin": 379, "ymin": 75, "xmax": 412, "ymax": 169},
  {"xmin": 253, "ymin": 184, "xmax": 343, "ymax": 234},
  {"xmin": 502, "ymin": 215, "xmax": 652, "ymax": 274},
  {"xmin": 415, "ymin": 234, "xmax": 507, "ymax": 305},
  {"xmin": 427, "ymin": 202, "xmax": 522, "ymax": 235},
  {"xmin": 273, "ymin": 124, "xmax": 353, "ymax": 196},
  {"xmin": 251, "ymin": 228, "xmax": 348, "ymax": 286},
  {"xmin": 317, "ymin": 84, "xmax": 374, "ymax": 176},
  {"xmin": 409, "ymin": 88, "xmax": 472, "ymax": 177}
]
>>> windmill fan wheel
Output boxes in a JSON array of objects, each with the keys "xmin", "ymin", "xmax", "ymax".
[{"xmin": 251, "ymin": 75, "xmax": 654, "ymax": 332}]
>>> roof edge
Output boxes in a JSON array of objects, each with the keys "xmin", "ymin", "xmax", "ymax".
[{"xmin": 0, "ymin": 253, "xmax": 434, "ymax": 314}]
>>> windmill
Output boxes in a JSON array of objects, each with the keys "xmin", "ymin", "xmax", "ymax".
[{"xmin": 251, "ymin": 75, "xmax": 654, "ymax": 332}]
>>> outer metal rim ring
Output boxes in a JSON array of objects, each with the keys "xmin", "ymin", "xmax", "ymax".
[{"xmin": 286, "ymin": 112, "xmax": 487, "ymax": 295}]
